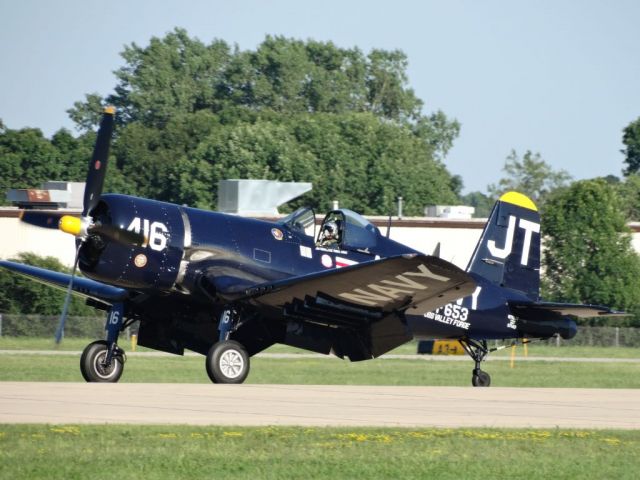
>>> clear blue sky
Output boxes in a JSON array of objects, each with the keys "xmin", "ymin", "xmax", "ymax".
[{"xmin": 1, "ymin": 0, "xmax": 639, "ymax": 193}]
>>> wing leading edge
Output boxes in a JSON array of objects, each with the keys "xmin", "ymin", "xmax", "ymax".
[
  {"xmin": 244, "ymin": 254, "xmax": 477, "ymax": 317},
  {"xmin": 0, "ymin": 260, "xmax": 128, "ymax": 305}
]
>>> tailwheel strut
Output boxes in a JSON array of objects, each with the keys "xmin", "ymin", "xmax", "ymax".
[{"xmin": 459, "ymin": 338, "xmax": 491, "ymax": 387}]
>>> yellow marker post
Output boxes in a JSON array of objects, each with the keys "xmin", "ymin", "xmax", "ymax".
[
  {"xmin": 510, "ymin": 344, "xmax": 516, "ymax": 369},
  {"xmin": 523, "ymin": 338, "xmax": 528, "ymax": 358},
  {"xmin": 131, "ymin": 333, "xmax": 138, "ymax": 352}
]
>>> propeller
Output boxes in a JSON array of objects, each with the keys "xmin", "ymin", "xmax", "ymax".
[
  {"xmin": 54, "ymin": 243, "xmax": 81, "ymax": 343},
  {"xmin": 53, "ymin": 107, "xmax": 143, "ymax": 343},
  {"xmin": 83, "ymin": 107, "xmax": 115, "ymax": 217}
]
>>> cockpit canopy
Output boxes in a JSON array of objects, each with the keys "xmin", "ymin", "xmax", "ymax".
[{"xmin": 281, "ymin": 207, "xmax": 380, "ymax": 251}]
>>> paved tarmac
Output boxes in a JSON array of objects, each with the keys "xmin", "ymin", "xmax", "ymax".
[{"xmin": 1, "ymin": 382, "xmax": 639, "ymax": 429}]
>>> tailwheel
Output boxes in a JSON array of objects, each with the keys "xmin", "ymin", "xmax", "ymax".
[
  {"xmin": 459, "ymin": 338, "xmax": 491, "ymax": 387},
  {"xmin": 206, "ymin": 340, "xmax": 250, "ymax": 384},
  {"xmin": 80, "ymin": 340, "xmax": 125, "ymax": 383},
  {"xmin": 472, "ymin": 369, "xmax": 491, "ymax": 387}
]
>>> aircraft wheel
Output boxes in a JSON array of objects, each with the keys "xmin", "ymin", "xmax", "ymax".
[
  {"xmin": 80, "ymin": 340, "xmax": 124, "ymax": 383},
  {"xmin": 472, "ymin": 369, "xmax": 491, "ymax": 387},
  {"xmin": 206, "ymin": 340, "xmax": 250, "ymax": 384}
]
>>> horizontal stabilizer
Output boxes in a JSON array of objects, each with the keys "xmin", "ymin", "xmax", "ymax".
[
  {"xmin": 0, "ymin": 260, "xmax": 128, "ymax": 304},
  {"xmin": 509, "ymin": 301, "xmax": 628, "ymax": 319}
]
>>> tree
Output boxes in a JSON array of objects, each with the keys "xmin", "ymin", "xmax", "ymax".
[
  {"xmin": 488, "ymin": 150, "xmax": 572, "ymax": 206},
  {"xmin": 615, "ymin": 174, "xmax": 640, "ymax": 221},
  {"xmin": 61, "ymin": 30, "xmax": 462, "ymax": 215},
  {"xmin": 0, "ymin": 253, "xmax": 94, "ymax": 316},
  {"xmin": 0, "ymin": 31, "xmax": 465, "ymax": 216},
  {"xmin": 460, "ymin": 191, "xmax": 494, "ymax": 218},
  {"xmin": 541, "ymin": 180, "xmax": 640, "ymax": 325},
  {"xmin": 622, "ymin": 117, "xmax": 640, "ymax": 176}
]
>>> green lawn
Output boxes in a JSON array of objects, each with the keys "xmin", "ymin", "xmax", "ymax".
[
  {"xmin": 1, "ymin": 424, "xmax": 639, "ymax": 480},
  {"xmin": 1, "ymin": 350, "xmax": 639, "ymax": 387}
]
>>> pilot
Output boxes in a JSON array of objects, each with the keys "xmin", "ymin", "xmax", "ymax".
[{"xmin": 318, "ymin": 221, "xmax": 340, "ymax": 247}]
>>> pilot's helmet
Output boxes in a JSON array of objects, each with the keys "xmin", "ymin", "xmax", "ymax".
[{"xmin": 323, "ymin": 221, "xmax": 338, "ymax": 238}]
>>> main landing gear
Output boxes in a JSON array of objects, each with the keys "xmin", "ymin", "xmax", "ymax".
[
  {"xmin": 206, "ymin": 340, "xmax": 250, "ymax": 384},
  {"xmin": 459, "ymin": 338, "xmax": 491, "ymax": 387},
  {"xmin": 80, "ymin": 302, "xmax": 130, "ymax": 383},
  {"xmin": 80, "ymin": 340, "xmax": 125, "ymax": 382},
  {"xmin": 205, "ymin": 308, "xmax": 251, "ymax": 384}
]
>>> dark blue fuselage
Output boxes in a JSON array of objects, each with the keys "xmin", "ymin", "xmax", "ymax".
[{"xmin": 78, "ymin": 193, "xmax": 574, "ymax": 346}]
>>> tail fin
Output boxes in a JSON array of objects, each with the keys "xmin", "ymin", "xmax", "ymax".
[{"xmin": 466, "ymin": 192, "xmax": 541, "ymax": 300}]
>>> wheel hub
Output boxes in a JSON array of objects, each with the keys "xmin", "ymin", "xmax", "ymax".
[
  {"xmin": 219, "ymin": 349, "xmax": 244, "ymax": 379},
  {"xmin": 93, "ymin": 351, "xmax": 119, "ymax": 380}
]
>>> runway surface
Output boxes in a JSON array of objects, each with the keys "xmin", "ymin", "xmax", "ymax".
[{"xmin": 1, "ymin": 382, "xmax": 639, "ymax": 429}]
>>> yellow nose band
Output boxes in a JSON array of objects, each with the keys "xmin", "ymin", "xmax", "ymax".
[{"xmin": 59, "ymin": 215, "xmax": 82, "ymax": 236}]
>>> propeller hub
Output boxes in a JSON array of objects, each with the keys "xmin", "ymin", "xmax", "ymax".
[{"xmin": 59, "ymin": 215, "xmax": 91, "ymax": 239}]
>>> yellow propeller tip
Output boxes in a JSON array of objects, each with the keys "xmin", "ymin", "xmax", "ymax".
[
  {"xmin": 104, "ymin": 106, "xmax": 116, "ymax": 115},
  {"xmin": 59, "ymin": 215, "xmax": 82, "ymax": 236}
]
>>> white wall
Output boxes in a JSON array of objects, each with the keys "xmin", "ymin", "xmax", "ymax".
[
  {"xmin": 2, "ymin": 213, "xmax": 639, "ymax": 270},
  {"xmin": 0, "ymin": 217, "xmax": 76, "ymax": 266}
]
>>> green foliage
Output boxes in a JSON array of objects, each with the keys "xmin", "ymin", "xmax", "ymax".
[
  {"xmin": 0, "ymin": 253, "xmax": 95, "ymax": 316},
  {"xmin": 460, "ymin": 191, "xmax": 494, "ymax": 218},
  {"xmin": 541, "ymin": 180, "xmax": 640, "ymax": 325},
  {"xmin": 2, "ymin": 31, "xmax": 462, "ymax": 216},
  {"xmin": 0, "ymin": 127, "xmax": 63, "ymax": 205},
  {"xmin": 488, "ymin": 150, "xmax": 572, "ymax": 206},
  {"xmin": 622, "ymin": 117, "xmax": 640, "ymax": 176},
  {"xmin": 61, "ymin": 30, "xmax": 461, "ymax": 215},
  {"xmin": 616, "ymin": 174, "xmax": 640, "ymax": 221}
]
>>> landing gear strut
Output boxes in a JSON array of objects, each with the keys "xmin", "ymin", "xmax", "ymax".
[
  {"xmin": 80, "ymin": 302, "xmax": 129, "ymax": 383},
  {"xmin": 459, "ymin": 338, "xmax": 491, "ymax": 387}
]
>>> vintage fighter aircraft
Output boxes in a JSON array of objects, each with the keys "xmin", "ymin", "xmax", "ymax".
[{"xmin": 1, "ymin": 108, "xmax": 623, "ymax": 386}]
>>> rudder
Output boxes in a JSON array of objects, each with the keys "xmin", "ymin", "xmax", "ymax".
[{"xmin": 466, "ymin": 192, "xmax": 541, "ymax": 300}]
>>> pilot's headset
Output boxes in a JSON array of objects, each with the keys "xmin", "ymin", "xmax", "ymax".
[{"xmin": 324, "ymin": 221, "xmax": 338, "ymax": 238}]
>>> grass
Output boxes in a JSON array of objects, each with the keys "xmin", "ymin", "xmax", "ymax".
[
  {"xmin": 1, "ymin": 424, "xmax": 639, "ymax": 479},
  {"xmin": 1, "ymin": 350, "xmax": 640, "ymax": 387},
  {"xmin": 2, "ymin": 336, "xmax": 640, "ymax": 387},
  {"xmin": 2, "ymin": 336, "xmax": 640, "ymax": 358}
]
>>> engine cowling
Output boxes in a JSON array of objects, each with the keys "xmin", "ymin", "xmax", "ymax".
[{"xmin": 79, "ymin": 194, "xmax": 185, "ymax": 291}]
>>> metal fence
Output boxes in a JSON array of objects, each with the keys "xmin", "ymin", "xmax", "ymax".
[
  {"xmin": 0, "ymin": 314, "xmax": 108, "ymax": 338},
  {"xmin": 1, "ymin": 314, "xmax": 640, "ymax": 348},
  {"xmin": 545, "ymin": 326, "xmax": 640, "ymax": 348}
]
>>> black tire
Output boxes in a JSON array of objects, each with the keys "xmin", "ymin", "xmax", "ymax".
[
  {"xmin": 206, "ymin": 340, "xmax": 250, "ymax": 384},
  {"xmin": 472, "ymin": 369, "xmax": 491, "ymax": 387},
  {"xmin": 80, "ymin": 340, "xmax": 124, "ymax": 383}
]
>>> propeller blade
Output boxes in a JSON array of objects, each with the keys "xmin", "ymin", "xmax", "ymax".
[
  {"xmin": 20, "ymin": 211, "xmax": 65, "ymax": 229},
  {"xmin": 89, "ymin": 223, "xmax": 146, "ymax": 246},
  {"xmin": 54, "ymin": 244, "xmax": 82, "ymax": 344},
  {"xmin": 82, "ymin": 107, "xmax": 115, "ymax": 217}
]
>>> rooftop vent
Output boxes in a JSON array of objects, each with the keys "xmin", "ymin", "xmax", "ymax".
[
  {"xmin": 218, "ymin": 179, "xmax": 312, "ymax": 216},
  {"xmin": 6, "ymin": 182, "xmax": 85, "ymax": 209}
]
